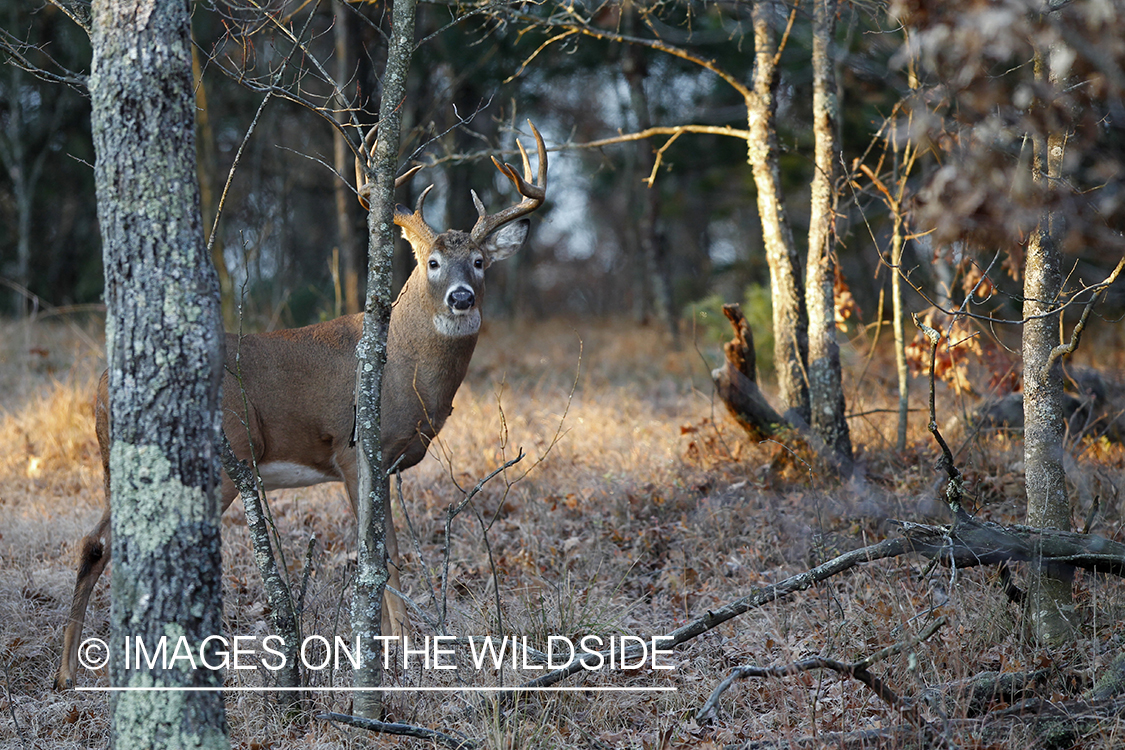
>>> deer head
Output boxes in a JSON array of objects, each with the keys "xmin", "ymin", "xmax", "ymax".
[{"xmin": 390, "ymin": 122, "xmax": 547, "ymax": 337}]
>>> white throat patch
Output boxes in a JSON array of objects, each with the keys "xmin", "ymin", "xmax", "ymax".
[{"xmin": 433, "ymin": 309, "xmax": 481, "ymax": 338}]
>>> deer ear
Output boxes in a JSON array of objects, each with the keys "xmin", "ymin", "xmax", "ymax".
[
  {"xmin": 394, "ymin": 203, "xmax": 436, "ymax": 260},
  {"xmin": 482, "ymin": 218, "xmax": 529, "ymax": 267}
]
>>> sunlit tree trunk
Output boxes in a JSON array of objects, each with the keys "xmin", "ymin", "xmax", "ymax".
[
  {"xmin": 806, "ymin": 0, "xmax": 851, "ymax": 466},
  {"xmin": 891, "ymin": 221, "xmax": 908, "ymax": 451},
  {"xmin": 1023, "ymin": 49, "xmax": 1072, "ymax": 645},
  {"xmin": 91, "ymin": 0, "xmax": 228, "ymax": 744},
  {"xmin": 747, "ymin": 0, "xmax": 809, "ymax": 424}
]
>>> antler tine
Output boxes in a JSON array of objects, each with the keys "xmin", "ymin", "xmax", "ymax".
[
  {"xmin": 397, "ymin": 164, "xmax": 424, "ymax": 189},
  {"xmin": 414, "ymin": 183, "xmax": 434, "ymax": 214},
  {"xmin": 356, "ymin": 161, "xmax": 423, "ymax": 211},
  {"xmin": 470, "ymin": 120, "xmax": 548, "ymax": 245}
]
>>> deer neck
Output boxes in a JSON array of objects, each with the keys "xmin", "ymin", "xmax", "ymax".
[{"xmin": 388, "ymin": 272, "xmax": 480, "ymax": 406}]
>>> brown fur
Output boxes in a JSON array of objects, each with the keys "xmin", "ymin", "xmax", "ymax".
[{"xmin": 55, "ymin": 199, "xmax": 539, "ymax": 690}]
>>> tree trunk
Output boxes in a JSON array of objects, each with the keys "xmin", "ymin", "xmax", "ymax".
[
  {"xmin": 192, "ymin": 45, "xmax": 233, "ymax": 328},
  {"xmin": 891, "ymin": 218, "xmax": 909, "ymax": 451},
  {"xmin": 805, "ymin": 0, "xmax": 852, "ymax": 467},
  {"xmin": 1023, "ymin": 158, "xmax": 1073, "ymax": 645},
  {"xmin": 1022, "ymin": 47, "xmax": 1072, "ymax": 646},
  {"xmin": 623, "ymin": 1, "xmax": 678, "ymax": 343},
  {"xmin": 747, "ymin": 0, "xmax": 810, "ymax": 424},
  {"xmin": 91, "ymin": 0, "xmax": 227, "ymax": 744},
  {"xmin": 713, "ymin": 303, "xmax": 786, "ymax": 438},
  {"xmin": 334, "ymin": 0, "xmax": 361, "ymax": 315},
  {"xmin": 353, "ymin": 0, "xmax": 417, "ymax": 719},
  {"xmin": 218, "ymin": 436, "xmax": 303, "ymax": 712}
]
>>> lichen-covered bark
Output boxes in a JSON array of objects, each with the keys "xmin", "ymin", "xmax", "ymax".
[
  {"xmin": 805, "ymin": 0, "xmax": 851, "ymax": 467},
  {"xmin": 352, "ymin": 0, "xmax": 418, "ymax": 719},
  {"xmin": 91, "ymin": 0, "xmax": 227, "ymax": 743},
  {"xmin": 747, "ymin": 0, "xmax": 810, "ymax": 424}
]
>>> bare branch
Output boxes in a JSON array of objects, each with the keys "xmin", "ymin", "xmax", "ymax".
[
  {"xmin": 319, "ymin": 712, "xmax": 477, "ymax": 749},
  {"xmin": 697, "ymin": 617, "xmax": 947, "ymax": 726},
  {"xmin": 508, "ymin": 10, "xmax": 753, "ymax": 100},
  {"xmin": 493, "ymin": 538, "xmax": 909, "ymax": 697},
  {"xmin": 1043, "ymin": 256, "xmax": 1125, "ymax": 377}
]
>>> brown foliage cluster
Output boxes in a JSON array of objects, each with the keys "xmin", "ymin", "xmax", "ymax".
[{"xmin": 891, "ymin": 0, "xmax": 1125, "ymax": 257}]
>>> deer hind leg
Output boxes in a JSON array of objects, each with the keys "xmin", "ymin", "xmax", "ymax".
[{"xmin": 54, "ymin": 508, "xmax": 111, "ymax": 690}]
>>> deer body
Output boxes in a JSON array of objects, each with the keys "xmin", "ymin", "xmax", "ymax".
[{"xmin": 55, "ymin": 125, "xmax": 547, "ymax": 690}]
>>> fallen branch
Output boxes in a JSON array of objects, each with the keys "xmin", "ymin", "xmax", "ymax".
[
  {"xmin": 497, "ymin": 538, "xmax": 908, "ymax": 698},
  {"xmin": 319, "ymin": 712, "xmax": 477, "ymax": 749},
  {"xmin": 741, "ymin": 692, "xmax": 1125, "ymax": 749},
  {"xmin": 697, "ymin": 616, "xmax": 947, "ymax": 726},
  {"xmin": 897, "ymin": 516, "xmax": 1125, "ymax": 576}
]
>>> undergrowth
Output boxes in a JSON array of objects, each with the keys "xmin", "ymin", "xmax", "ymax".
[{"xmin": 3, "ymin": 316, "xmax": 1125, "ymax": 748}]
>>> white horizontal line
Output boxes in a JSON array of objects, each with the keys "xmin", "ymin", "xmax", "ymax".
[{"xmin": 77, "ymin": 686, "xmax": 677, "ymax": 693}]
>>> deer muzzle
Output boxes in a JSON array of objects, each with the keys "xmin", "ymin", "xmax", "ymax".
[{"xmin": 448, "ymin": 287, "xmax": 475, "ymax": 312}]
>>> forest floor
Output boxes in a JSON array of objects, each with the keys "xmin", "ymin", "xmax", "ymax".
[{"xmin": 3, "ymin": 314, "xmax": 1125, "ymax": 749}]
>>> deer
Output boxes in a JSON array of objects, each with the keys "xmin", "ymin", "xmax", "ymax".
[{"xmin": 54, "ymin": 122, "xmax": 547, "ymax": 690}]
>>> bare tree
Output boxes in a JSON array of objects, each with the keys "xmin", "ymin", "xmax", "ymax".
[
  {"xmin": 748, "ymin": 0, "xmax": 809, "ymax": 425},
  {"xmin": 352, "ymin": 0, "xmax": 419, "ymax": 719},
  {"xmin": 1022, "ymin": 42, "xmax": 1072, "ymax": 646},
  {"xmin": 91, "ymin": 0, "xmax": 227, "ymax": 743},
  {"xmin": 805, "ymin": 0, "xmax": 851, "ymax": 465}
]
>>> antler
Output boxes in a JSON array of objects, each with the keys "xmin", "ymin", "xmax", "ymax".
[
  {"xmin": 469, "ymin": 120, "xmax": 548, "ymax": 245},
  {"xmin": 354, "ymin": 122, "xmax": 424, "ymax": 211}
]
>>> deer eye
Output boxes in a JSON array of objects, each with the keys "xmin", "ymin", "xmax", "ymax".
[
  {"xmin": 428, "ymin": 259, "xmax": 439, "ymax": 269},
  {"xmin": 474, "ymin": 258, "xmax": 484, "ymax": 269}
]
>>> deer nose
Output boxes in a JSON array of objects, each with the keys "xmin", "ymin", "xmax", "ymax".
[{"xmin": 448, "ymin": 287, "xmax": 475, "ymax": 311}]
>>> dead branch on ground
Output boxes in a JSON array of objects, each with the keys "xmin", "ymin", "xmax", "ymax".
[
  {"xmin": 697, "ymin": 617, "xmax": 947, "ymax": 728},
  {"xmin": 320, "ymin": 711, "xmax": 477, "ymax": 749}
]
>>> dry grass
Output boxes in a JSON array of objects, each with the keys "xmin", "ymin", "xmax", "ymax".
[{"xmin": 3, "ymin": 316, "xmax": 1125, "ymax": 748}]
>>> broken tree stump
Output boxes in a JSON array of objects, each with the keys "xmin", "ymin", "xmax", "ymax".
[{"xmin": 711, "ymin": 303, "xmax": 786, "ymax": 439}]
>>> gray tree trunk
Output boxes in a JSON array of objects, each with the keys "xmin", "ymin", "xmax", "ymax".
[
  {"xmin": 91, "ymin": 0, "xmax": 227, "ymax": 745},
  {"xmin": 623, "ymin": 1, "xmax": 678, "ymax": 343},
  {"xmin": 352, "ymin": 0, "xmax": 417, "ymax": 719},
  {"xmin": 747, "ymin": 0, "xmax": 810, "ymax": 424},
  {"xmin": 1023, "ymin": 110, "xmax": 1073, "ymax": 646},
  {"xmin": 0, "ymin": 37, "xmax": 50, "ymax": 316},
  {"xmin": 805, "ymin": 0, "xmax": 851, "ymax": 466}
]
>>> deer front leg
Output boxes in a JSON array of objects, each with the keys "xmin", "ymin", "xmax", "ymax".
[{"xmin": 343, "ymin": 472, "xmax": 409, "ymax": 639}]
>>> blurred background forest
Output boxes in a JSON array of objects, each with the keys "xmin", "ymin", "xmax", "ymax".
[{"xmin": 2, "ymin": 0, "xmax": 1125, "ymax": 380}]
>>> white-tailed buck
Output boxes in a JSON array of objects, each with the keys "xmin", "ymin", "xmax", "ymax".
[{"xmin": 55, "ymin": 123, "xmax": 547, "ymax": 689}]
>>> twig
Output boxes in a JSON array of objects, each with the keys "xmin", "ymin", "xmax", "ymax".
[
  {"xmin": 319, "ymin": 711, "xmax": 478, "ymax": 749},
  {"xmin": 440, "ymin": 451, "xmax": 527, "ymax": 628},
  {"xmin": 697, "ymin": 617, "xmax": 947, "ymax": 725},
  {"xmin": 296, "ymin": 534, "xmax": 318, "ymax": 616},
  {"xmin": 1043, "ymin": 256, "xmax": 1125, "ymax": 377},
  {"xmin": 394, "ymin": 470, "xmax": 442, "ymax": 630},
  {"xmin": 2, "ymin": 660, "xmax": 31, "ymax": 749}
]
